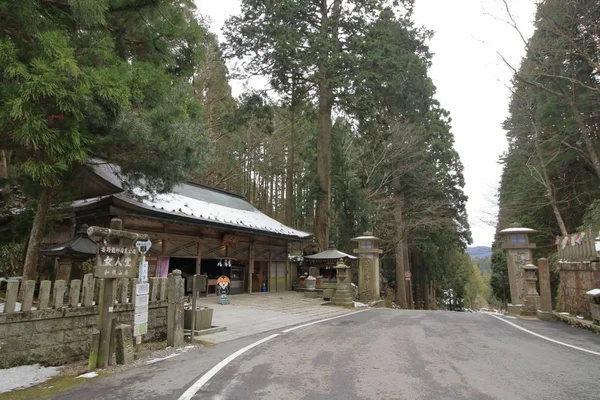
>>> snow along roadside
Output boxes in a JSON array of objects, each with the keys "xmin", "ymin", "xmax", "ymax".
[{"xmin": 0, "ymin": 364, "xmax": 61, "ymax": 394}]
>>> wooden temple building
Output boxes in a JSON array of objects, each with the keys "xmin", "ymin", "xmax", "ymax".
[{"xmin": 43, "ymin": 159, "xmax": 311, "ymax": 295}]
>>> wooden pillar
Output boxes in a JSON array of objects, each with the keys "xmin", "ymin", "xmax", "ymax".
[
  {"xmin": 268, "ymin": 248, "xmax": 272, "ymax": 292},
  {"xmin": 97, "ymin": 218, "xmax": 121, "ymax": 368},
  {"xmin": 248, "ymin": 244, "xmax": 255, "ymax": 294}
]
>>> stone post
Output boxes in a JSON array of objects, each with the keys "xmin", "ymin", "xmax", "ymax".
[
  {"xmin": 115, "ymin": 324, "xmax": 135, "ymax": 365},
  {"xmin": 4, "ymin": 280, "xmax": 19, "ymax": 313},
  {"xmin": 331, "ymin": 260, "xmax": 353, "ymax": 306},
  {"xmin": 39, "ymin": 280, "xmax": 51, "ymax": 310},
  {"xmin": 82, "ymin": 274, "xmax": 95, "ymax": 307},
  {"xmin": 53, "ymin": 280, "xmax": 66, "ymax": 309},
  {"xmin": 167, "ymin": 269, "xmax": 185, "ymax": 347},
  {"xmin": 69, "ymin": 279, "xmax": 81, "ymax": 308},
  {"xmin": 22, "ymin": 280, "xmax": 36, "ymax": 311},
  {"xmin": 499, "ymin": 223, "xmax": 536, "ymax": 306},
  {"xmin": 537, "ymin": 258, "xmax": 552, "ymax": 312},
  {"xmin": 352, "ymin": 232, "xmax": 383, "ymax": 302}
]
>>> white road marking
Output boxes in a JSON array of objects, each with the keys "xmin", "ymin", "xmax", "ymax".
[
  {"xmin": 489, "ymin": 314, "xmax": 600, "ymax": 356},
  {"xmin": 178, "ymin": 309, "xmax": 369, "ymax": 399},
  {"xmin": 177, "ymin": 334, "xmax": 280, "ymax": 400},
  {"xmin": 282, "ymin": 309, "xmax": 369, "ymax": 333}
]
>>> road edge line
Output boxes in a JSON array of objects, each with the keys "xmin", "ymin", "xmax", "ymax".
[
  {"xmin": 488, "ymin": 314, "xmax": 600, "ymax": 356},
  {"xmin": 177, "ymin": 333, "xmax": 280, "ymax": 400},
  {"xmin": 178, "ymin": 309, "xmax": 370, "ymax": 399},
  {"xmin": 282, "ymin": 309, "xmax": 369, "ymax": 333}
]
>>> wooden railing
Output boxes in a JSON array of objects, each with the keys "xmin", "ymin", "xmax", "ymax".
[
  {"xmin": 0, "ymin": 274, "xmax": 168, "ymax": 314},
  {"xmin": 556, "ymin": 230, "xmax": 599, "ymax": 262}
]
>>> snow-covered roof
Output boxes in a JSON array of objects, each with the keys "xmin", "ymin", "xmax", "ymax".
[
  {"xmin": 304, "ymin": 248, "xmax": 358, "ymax": 260},
  {"xmin": 498, "ymin": 227, "xmax": 536, "ymax": 234},
  {"xmin": 351, "ymin": 235, "xmax": 380, "ymax": 241},
  {"xmin": 73, "ymin": 160, "xmax": 312, "ymax": 240}
]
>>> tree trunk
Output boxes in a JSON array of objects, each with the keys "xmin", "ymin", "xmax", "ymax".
[
  {"xmin": 393, "ymin": 194, "xmax": 408, "ymax": 308},
  {"xmin": 314, "ymin": 74, "xmax": 333, "ymax": 251},
  {"xmin": 423, "ymin": 274, "xmax": 430, "ymax": 310},
  {"xmin": 285, "ymin": 111, "xmax": 296, "ymax": 226},
  {"xmin": 22, "ymin": 187, "xmax": 53, "ymax": 280},
  {"xmin": 0, "ymin": 150, "xmax": 10, "ymax": 203},
  {"xmin": 570, "ymin": 100, "xmax": 600, "ymax": 181},
  {"xmin": 530, "ymin": 118, "xmax": 569, "ymax": 236},
  {"xmin": 405, "ymin": 242, "xmax": 413, "ymax": 309}
]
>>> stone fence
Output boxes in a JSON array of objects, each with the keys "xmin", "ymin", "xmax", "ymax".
[
  {"xmin": 0, "ymin": 275, "xmax": 169, "ymax": 369},
  {"xmin": 556, "ymin": 261, "xmax": 600, "ymax": 318}
]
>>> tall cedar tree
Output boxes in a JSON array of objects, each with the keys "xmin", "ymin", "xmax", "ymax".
[
  {"xmin": 347, "ymin": 9, "xmax": 471, "ymax": 306},
  {"xmin": 224, "ymin": 0, "xmax": 415, "ymax": 251}
]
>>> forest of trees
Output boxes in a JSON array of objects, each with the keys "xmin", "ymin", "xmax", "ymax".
[
  {"xmin": 492, "ymin": 0, "xmax": 600, "ymax": 304},
  {"xmin": 0, "ymin": 0, "xmax": 474, "ymax": 308}
]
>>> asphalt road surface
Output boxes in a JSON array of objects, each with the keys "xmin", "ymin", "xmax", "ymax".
[{"xmin": 54, "ymin": 309, "xmax": 600, "ymax": 400}]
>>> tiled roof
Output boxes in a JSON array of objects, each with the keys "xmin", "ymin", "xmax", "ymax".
[{"xmin": 77, "ymin": 160, "xmax": 312, "ymax": 240}]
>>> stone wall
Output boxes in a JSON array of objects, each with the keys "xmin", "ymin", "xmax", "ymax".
[
  {"xmin": 0, "ymin": 302, "xmax": 167, "ymax": 369},
  {"xmin": 556, "ymin": 261, "xmax": 600, "ymax": 317}
]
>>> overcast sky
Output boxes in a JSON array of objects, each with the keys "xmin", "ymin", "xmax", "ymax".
[{"xmin": 195, "ymin": 0, "xmax": 537, "ymax": 247}]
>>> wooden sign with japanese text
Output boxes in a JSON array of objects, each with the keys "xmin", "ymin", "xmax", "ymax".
[{"xmin": 94, "ymin": 244, "xmax": 139, "ymax": 278}]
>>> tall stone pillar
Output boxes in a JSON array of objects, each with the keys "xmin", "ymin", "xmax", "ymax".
[
  {"xmin": 537, "ymin": 258, "xmax": 552, "ymax": 312},
  {"xmin": 499, "ymin": 223, "xmax": 536, "ymax": 305},
  {"xmin": 167, "ymin": 269, "xmax": 185, "ymax": 347},
  {"xmin": 352, "ymin": 232, "xmax": 383, "ymax": 303}
]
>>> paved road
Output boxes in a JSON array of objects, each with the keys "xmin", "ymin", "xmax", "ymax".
[{"xmin": 54, "ymin": 310, "xmax": 600, "ymax": 400}]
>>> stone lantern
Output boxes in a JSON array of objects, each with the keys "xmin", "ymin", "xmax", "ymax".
[
  {"xmin": 352, "ymin": 232, "xmax": 383, "ymax": 302},
  {"xmin": 498, "ymin": 223, "xmax": 536, "ymax": 309},
  {"xmin": 331, "ymin": 259, "xmax": 353, "ymax": 306},
  {"xmin": 520, "ymin": 262, "xmax": 539, "ymax": 316}
]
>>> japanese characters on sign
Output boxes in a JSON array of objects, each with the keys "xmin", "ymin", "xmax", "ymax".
[
  {"xmin": 138, "ymin": 261, "xmax": 149, "ymax": 283},
  {"xmin": 94, "ymin": 244, "xmax": 139, "ymax": 278},
  {"xmin": 134, "ymin": 280, "xmax": 150, "ymax": 337}
]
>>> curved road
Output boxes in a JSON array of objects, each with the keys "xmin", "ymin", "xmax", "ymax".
[{"xmin": 55, "ymin": 309, "xmax": 600, "ymax": 400}]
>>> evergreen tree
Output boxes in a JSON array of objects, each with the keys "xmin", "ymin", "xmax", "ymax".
[
  {"xmin": 224, "ymin": 0, "xmax": 415, "ymax": 251},
  {"xmin": 0, "ymin": 0, "xmax": 209, "ymax": 279}
]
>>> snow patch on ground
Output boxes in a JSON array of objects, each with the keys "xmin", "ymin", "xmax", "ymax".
[
  {"xmin": 76, "ymin": 371, "xmax": 98, "ymax": 379},
  {"xmin": 0, "ymin": 364, "xmax": 61, "ymax": 394},
  {"xmin": 586, "ymin": 288, "xmax": 600, "ymax": 296},
  {"xmin": 353, "ymin": 301, "xmax": 368, "ymax": 308},
  {"xmin": 145, "ymin": 353, "xmax": 181, "ymax": 364}
]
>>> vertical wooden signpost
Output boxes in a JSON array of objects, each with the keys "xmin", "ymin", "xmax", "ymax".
[
  {"xmin": 87, "ymin": 218, "xmax": 149, "ymax": 370},
  {"xmin": 134, "ymin": 239, "xmax": 152, "ymax": 346}
]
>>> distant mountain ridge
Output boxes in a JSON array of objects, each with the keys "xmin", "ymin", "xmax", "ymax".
[{"xmin": 467, "ymin": 246, "xmax": 492, "ymax": 259}]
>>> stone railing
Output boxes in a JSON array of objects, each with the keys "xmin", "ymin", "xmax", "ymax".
[
  {"xmin": 0, "ymin": 275, "xmax": 170, "ymax": 369},
  {"xmin": 556, "ymin": 230, "xmax": 598, "ymax": 262},
  {"xmin": 0, "ymin": 274, "xmax": 168, "ymax": 314}
]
